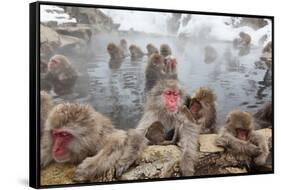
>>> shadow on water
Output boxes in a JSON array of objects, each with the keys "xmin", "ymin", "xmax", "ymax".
[{"xmin": 50, "ymin": 33, "xmax": 272, "ymax": 129}]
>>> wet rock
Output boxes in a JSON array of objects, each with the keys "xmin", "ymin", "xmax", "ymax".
[
  {"xmin": 54, "ymin": 24, "xmax": 92, "ymax": 42},
  {"xmin": 63, "ymin": 7, "xmax": 118, "ymax": 33}
]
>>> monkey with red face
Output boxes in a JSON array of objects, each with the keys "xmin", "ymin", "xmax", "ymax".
[
  {"xmin": 41, "ymin": 103, "xmax": 145, "ymax": 182},
  {"xmin": 136, "ymin": 79, "xmax": 200, "ymax": 176},
  {"xmin": 45, "ymin": 55, "xmax": 78, "ymax": 96}
]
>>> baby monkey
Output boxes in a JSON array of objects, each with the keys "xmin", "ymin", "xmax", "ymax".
[{"xmin": 216, "ymin": 110, "xmax": 269, "ymax": 166}]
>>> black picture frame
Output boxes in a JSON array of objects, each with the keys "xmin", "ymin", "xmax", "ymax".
[{"xmin": 30, "ymin": 1, "xmax": 274, "ymax": 188}]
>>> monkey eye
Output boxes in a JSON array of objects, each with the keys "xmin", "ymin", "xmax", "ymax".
[{"xmin": 50, "ymin": 59, "xmax": 59, "ymax": 65}]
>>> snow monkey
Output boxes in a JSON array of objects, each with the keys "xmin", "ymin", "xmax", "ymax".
[
  {"xmin": 188, "ymin": 87, "xmax": 217, "ymax": 134},
  {"xmin": 145, "ymin": 54, "xmax": 178, "ymax": 92},
  {"xmin": 40, "ymin": 103, "xmax": 145, "ymax": 182},
  {"xmin": 160, "ymin": 43, "xmax": 172, "ymax": 57},
  {"xmin": 136, "ymin": 79, "xmax": 200, "ymax": 176},
  {"xmin": 146, "ymin": 43, "xmax": 159, "ymax": 56},
  {"xmin": 216, "ymin": 110, "xmax": 269, "ymax": 166},
  {"xmin": 45, "ymin": 54, "xmax": 78, "ymax": 95},
  {"xmin": 107, "ymin": 42, "xmax": 125, "ymax": 61},
  {"xmin": 129, "ymin": 44, "xmax": 145, "ymax": 60}
]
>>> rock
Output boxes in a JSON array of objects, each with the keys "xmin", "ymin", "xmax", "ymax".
[
  {"xmin": 63, "ymin": 7, "xmax": 117, "ymax": 33},
  {"xmin": 40, "ymin": 163, "xmax": 76, "ymax": 185},
  {"xmin": 54, "ymin": 24, "xmax": 92, "ymax": 42},
  {"xmin": 40, "ymin": 129, "xmax": 272, "ymax": 184},
  {"xmin": 40, "ymin": 24, "xmax": 61, "ymax": 47},
  {"xmin": 121, "ymin": 145, "xmax": 181, "ymax": 180}
]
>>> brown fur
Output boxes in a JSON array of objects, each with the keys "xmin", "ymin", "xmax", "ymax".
[
  {"xmin": 216, "ymin": 110, "xmax": 269, "ymax": 166},
  {"xmin": 41, "ymin": 103, "xmax": 145, "ymax": 182},
  {"xmin": 189, "ymin": 87, "xmax": 217, "ymax": 134},
  {"xmin": 254, "ymin": 101, "xmax": 272, "ymax": 129},
  {"xmin": 107, "ymin": 42, "xmax": 125, "ymax": 61},
  {"xmin": 160, "ymin": 44, "xmax": 172, "ymax": 57},
  {"xmin": 129, "ymin": 44, "xmax": 145, "ymax": 59},
  {"xmin": 137, "ymin": 79, "xmax": 200, "ymax": 176},
  {"xmin": 45, "ymin": 54, "xmax": 78, "ymax": 95},
  {"xmin": 146, "ymin": 43, "xmax": 159, "ymax": 56},
  {"xmin": 40, "ymin": 91, "xmax": 54, "ymax": 134}
]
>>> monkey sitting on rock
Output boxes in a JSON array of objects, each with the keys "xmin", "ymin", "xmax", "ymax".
[{"xmin": 216, "ymin": 110, "xmax": 269, "ymax": 166}]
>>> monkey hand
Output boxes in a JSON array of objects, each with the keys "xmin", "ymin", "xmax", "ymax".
[
  {"xmin": 215, "ymin": 137, "xmax": 228, "ymax": 148},
  {"xmin": 247, "ymin": 143, "xmax": 262, "ymax": 157},
  {"xmin": 115, "ymin": 161, "xmax": 131, "ymax": 178}
]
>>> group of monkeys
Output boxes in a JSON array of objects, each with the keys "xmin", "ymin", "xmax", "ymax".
[{"xmin": 40, "ymin": 38, "xmax": 272, "ymax": 182}]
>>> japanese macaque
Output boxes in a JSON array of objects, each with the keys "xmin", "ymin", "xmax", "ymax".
[
  {"xmin": 146, "ymin": 43, "xmax": 159, "ymax": 56},
  {"xmin": 129, "ymin": 44, "xmax": 145, "ymax": 60},
  {"xmin": 233, "ymin": 32, "xmax": 251, "ymax": 48},
  {"xmin": 41, "ymin": 103, "xmax": 145, "ymax": 181},
  {"xmin": 163, "ymin": 55, "xmax": 178, "ymax": 79},
  {"xmin": 145, "ymin": 121, "xmax": 166, "ymax": 145},
  {"xmin": 45, "ymin": 55, "xmax": 78, "ymax": 95},
  {"xmin": 145, "ymin": 53, "xmax": 165, "ymax": 92},
  {"xmin": 137, "ymin": 79, "xmax": 200, "ymax": 176},
  {"xmin": 107, "ymin": 42, "xmax": 125, "ymax": 61},
  {"xmin": 160, "ymin": 44, "xmax": 172, "ymax": 57},
  {"xmin": 40, "ymin": 91, "xmax": 54, "ymax": 135},
  {"xmin": 119, "ymin": 39, "xmax": 129, "ymax": 54},
  {"xmin": 145, "ymin": 54, "xmax": 178, "ymax": 92},
  {"xmin": 216, "ymin": 110, "xmax": 269, "ymax": 166},
  {"xmin": 188, "ymin": 87, "xmax": 217, "ymax": 134},
  {"xmin": 254, "ymin": 101, "xmax": 272, "ymax": 129},
  {"xmin": 204, "ymin": 45, "xmax": 218, "ymax": 64}
]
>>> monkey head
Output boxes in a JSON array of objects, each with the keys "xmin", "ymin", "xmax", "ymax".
[
  {"xmin": 120, "ymin": 39, "xmax": 127, "ymax": 47},
  {"xmin": 225, "ymin": 110, "xmax": 254, "ymax": 141},
  {"xmin": 107, "ymin": 43, "xmax": 118, "ymax": 55},
  {"xmin": 47, "ymin": 54, "xmax": 70, "ymax": 73},
  {"xmin": 148, "ymin": 79, "xmax": 185, "ymax": 115},
  {"xmin": 45, "ymin": 103, "xmax": 98, "ymax": 163},
  {"xmin": 189, "ymin": 87, "xmax": 216, "ymax": 116},
  {"xmin": 160, "ymin": 44, "xmax": 172, "ymax": 57},
  {"xmin": 149, "ymin": 53, "xmax": 164, "ymax": 68},
  {"xmin": 164, "ymin": 55, "xmax": 177, "ymax": 70}
]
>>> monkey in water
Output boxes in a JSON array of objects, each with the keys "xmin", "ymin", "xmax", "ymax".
[
  {"xmin": 146, "ymin": 43, "xmax": 159, "ymax": 56},
  {"xmin": 129, "ymin": 44, "xmax": 145, "ymax": 60},
  {"xmin": 45, "ymin": 55, "xmax": 78, "ymax": 96},
  {"xmin": 188, "ymin": 87, "xmax": 217, "ymax": 134},
  {"xmin": 145, "ymin": 54, "xmax": 178, "ymax": 92},
  {"xmin": 137, "ymin": 79, "xmax": 200, "ymax": 176},
  {"xmin": 216, "ymin": 110, "xmax": 269, "ymax": 166},
  {"xmin": 40, "ymin": 91, "xmax": 54, "ymax": 135},
  {"xmin": 160, "ymin": 44, "xmax": 172, "ymax": 57},
  {"xmin": 107, "ymin": 42, "xmax": 125, "ymax": 61},
  {"xmin": 41, "ymin": 103, "xmax": 145, "ymax": 182},
  {"xmin": 233, "ymin": 32, "xmax": 251, "ymax": 49}
]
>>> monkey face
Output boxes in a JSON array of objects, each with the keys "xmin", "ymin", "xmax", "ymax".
[
  {"xmin": 162, "ymin": 88, "xmax": 180, "ymax": 113},
  {"xmin": 48, "ymin": 58, "xmax": 60, "ymax": 72},
  {"xmin": 51, "ymin": 128, "xmax": 73, "ymax": 162},
  {"xmin": 235, "ymin": 128, "xmax": 248, "ymax": 141}
]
